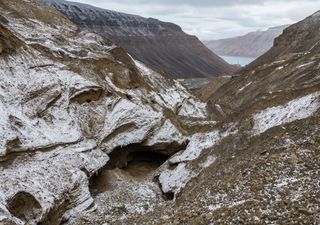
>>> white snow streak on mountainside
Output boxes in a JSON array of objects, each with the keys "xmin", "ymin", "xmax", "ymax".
[
  {"xmin": 134, "ymin": 60, "xmax": 208, "ymax": 119},
  {"xmin": 170, "ymin": 126, "xmax": 237, "ymax": 164},
  {"xmin": 159, "ymin": 163, "xmax": 196, "ymax": 194},
  {"xmin": 296, "ymin": 61, "xmax": 315, "ymax": 69},
  {"xmin": 253, "ymin": 92, "xmax": 320, "ymax": 135},
  {"xmin": 158, "ymin": 92, "xmax": 320, "ymax": 195},
  {"xmin": 201, "ymin": 155, "xmax": 217, "ymax": 168},
  {"xmin": 237, "ymin": 81, "xmax": 253, "ymax": 94}
]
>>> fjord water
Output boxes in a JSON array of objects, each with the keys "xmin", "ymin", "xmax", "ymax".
[{"xmin": 221, "ymin": 55, "xmax": 256, "ymax": 66}]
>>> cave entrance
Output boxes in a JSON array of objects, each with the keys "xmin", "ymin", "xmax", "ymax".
[
  {"xmin": 89, "ymin": 144, "xmax": 171, "ymax": 196},
  {"xmin": 106, "ymin": 144, "xmax": 170, "ymax": 178}
]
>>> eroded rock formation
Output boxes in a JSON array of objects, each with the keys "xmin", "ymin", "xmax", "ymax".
[{"xmin": 0, "ymin": 1, "xmax": 226, "ymax": 224}]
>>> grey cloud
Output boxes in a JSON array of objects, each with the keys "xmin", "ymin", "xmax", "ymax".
[{"xmin": 83, "ymin": 0, "xmax": 316, "ymax": 7}]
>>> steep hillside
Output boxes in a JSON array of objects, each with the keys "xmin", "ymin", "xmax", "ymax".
[
  {"xmin": 204, "ymin": 25, "xmax": 287, "ymax": 58},
  {"xmin": 41, "ymin": 0, "xmax": 236, "ymax": 79},
  {"xmin": 0, "ymin": 1, "xmax": 319, "ymax": 225},
  {"xmin": 208, "ymin": 12, "xmax": 320, "ymax": 116},
  {"xmin": 125, "ymin": 12, "xmax": 320, "ymax": 225}
]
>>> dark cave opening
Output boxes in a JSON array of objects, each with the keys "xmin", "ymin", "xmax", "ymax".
[
  {"xmin": 107, "ymin": 145, "xmax": 170, "ymax": 175},
  {"xmin": 89, "ymin": 144, "xmax": 171, "ymax": 196}
]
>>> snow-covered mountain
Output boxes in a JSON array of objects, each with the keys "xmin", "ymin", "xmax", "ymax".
[{"xmin": 41, "ymin": 0, "xmax": 236, "ymax": 79}]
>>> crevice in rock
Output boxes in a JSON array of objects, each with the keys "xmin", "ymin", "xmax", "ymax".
[
  {"xmin": 163, "ymin": 191, "xmax": 174, "ymax": 201},
  {"xmin": 100, "ymin": 123, "xmax": 137, "ymax": 145},
  {"xmin": 70, "ymin": 87, "xmax": 103, "ymax": 104},
  {"xmin": 36, "ymin": 91, "xmax": 62, "ymax": 117},
  {"xmin": 7, "ymin": 191, "xmax": 42, "ymax": 223}
]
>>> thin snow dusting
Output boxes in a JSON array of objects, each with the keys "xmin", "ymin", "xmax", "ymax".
[
  {"xmin": 146, "ymin": 119, "xmax": 186, "ymax": 146},
  {"xmin": 207, "ymin": 200, "xmax": 247, "ymax": 213},
  {"xmin": 0, "ymin": 142, "xmax": 109, "ymax": 224},
  {"xmin": 134, "ymin": 59, "xmax": 208, "ymax": 118},
  {"xmin": 159, "ymin": 125, "xmax": 237, "ymax": 195},
  {"xmin": 100, "ymin": 98, "xmax": 162, "ymax": 151},
  {"xmin": 158, "ymin": 163, "xmax": 196, "ymax": 194},
  {"xmin": 169, "ymin": 131, "xmax": 219, "ymax": 164},
  {"xmin": 0, "ymin": 54, "xmax": 89, "ymax": 156},
  {"xmin": 275, "ymin": 177, "xmax": 298, "ymax": 188},
  {"xmin": 253, "ymin": 92, "xmax": 320, "ymax": 135},
  {"xmin": 123, "ymin": 185, "xmax": 157, "ymax": 215},
  {"xmin": 170, "ymin": 125, "xmax": 237, "ymax": 164},
  {"xmin": 0, "ymin": 3, "xmax": 226, "ymax": 223},
  {"xmin": 201, "ymin": 155, "xmax": 217, "ymax": 168}
]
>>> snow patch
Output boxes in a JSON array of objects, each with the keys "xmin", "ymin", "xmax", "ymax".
[
  {"xmin": 276, "ymin": 66, "xmax": 284, "ymax": 70},
  {"xmin": 170, "ymin": 126, "xmax": 237, "ymax": 164},
  {"xmin": 253, "ymin": 92, "xmax": 320, "ymax": 135},
  {"xmin": 146, "ymin": 119, "xmax": 186, "ymax": 146},
  {"xmin": 158, "ymin": 163, "xmax": 196, "ymax": 194},
  {"xmin": 296, "ymin": 61, "xmax": 315, "ymax": 69},
  {"xmin": 275, "ymin": 177, "xmax": 298, "ymax": 188},
  {"xmin": 238, "ymin": 81, "xmax": 252, "ymax": 93},
  {"xmin": 201, "ymin": 155, "xmax": 217, "ymax": 168}
]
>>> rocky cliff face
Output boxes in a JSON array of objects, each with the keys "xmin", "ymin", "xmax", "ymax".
[
  {"xmin": 0, "ymin": 1, "xmax": 319, "ymax": 225},
  {"xmin": 41, "ymin": 0, "xmax": 236, "ymax": 79},
  {"xmin": 204, "ymin": 25, "xmax": 288, "ymax": 58}
]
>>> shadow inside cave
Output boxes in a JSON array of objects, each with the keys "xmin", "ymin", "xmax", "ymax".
[{"xmin": 89, "ymin": 144, "xmax": 172, "ymax": 196}]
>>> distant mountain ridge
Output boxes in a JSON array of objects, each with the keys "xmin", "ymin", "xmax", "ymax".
[
  {"xmin": 204, "ymin": 25, "xmax": 288, "ymax": 58},
  {"xmin": 42, "ymin": 0, "xmax": 236, "ymax": 79}
]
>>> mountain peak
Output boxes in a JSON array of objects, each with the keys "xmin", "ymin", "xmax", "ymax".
[{"xmin": 42, "ymin": 0, "xmax": 236, "ymax": 78}]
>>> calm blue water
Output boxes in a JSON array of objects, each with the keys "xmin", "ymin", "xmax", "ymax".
[{"xmin": 220, "ymin": 55, "xmax": 256, "ymax": 66}]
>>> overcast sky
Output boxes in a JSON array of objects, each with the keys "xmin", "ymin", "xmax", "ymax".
[{"xmin": 72, "ymin": 0, "xmax": 320, "ymax": 40}]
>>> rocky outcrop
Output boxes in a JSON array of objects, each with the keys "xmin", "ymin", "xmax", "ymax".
[
  {"xmin": 41, "ymin": 0, "xmax": 236, "ymax": 79},
  {"xmin": 204, "ymin": 25, "xmax": 288, "ymax": 58}
]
